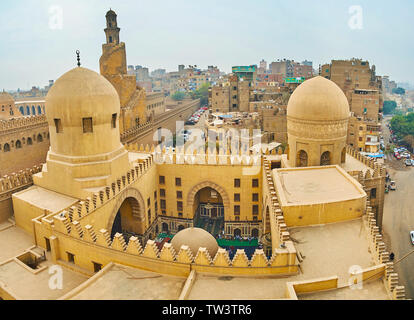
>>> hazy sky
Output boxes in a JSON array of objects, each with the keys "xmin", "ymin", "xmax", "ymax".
[{"xmin": 1, "ymin": 0, "xmax": 413, "ymax": 90}]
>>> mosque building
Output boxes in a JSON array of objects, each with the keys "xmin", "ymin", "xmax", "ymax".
[{"xmin": 0, "ymin": 10, "xmax": 404, "ymax": 300}]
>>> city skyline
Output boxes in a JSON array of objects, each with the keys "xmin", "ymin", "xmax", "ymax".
[{"xmin": 1, "ymin": 0, "xmax": 413, "ymax": 90}]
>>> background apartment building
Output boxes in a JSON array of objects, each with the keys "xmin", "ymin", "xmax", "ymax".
[{"xmin": 320, "ymin": 58, "xmax": 383, "ymax": 153}]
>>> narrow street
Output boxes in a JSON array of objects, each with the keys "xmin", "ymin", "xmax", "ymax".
[{"xmin": 381, "ymin": 116, "xmax": 414, "ymax": 299}]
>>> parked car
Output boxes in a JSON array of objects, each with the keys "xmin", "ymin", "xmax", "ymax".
[
  {"xmin": 411, "ymin": 159, "xmax": 414, "ymax": 166},
  {"xmin": 405, "ymin": 159, "xmax": 412, "ymax": 166},
  {"xmin": 410, "ymin": 231, "xmax": 414, "ymax": 245},
  {"xmin": 389, "ymin": 181, "xmax": 396, "ymax": 190}
]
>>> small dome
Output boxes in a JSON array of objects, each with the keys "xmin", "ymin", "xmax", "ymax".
[
  {"xmin": 0, "ymin": 91, "xmax": 14, "ymax": 105},
  {"xmin": 171, "ymin": 227, "xmax": 219, "ymax": 258},
  {"xmin": 287, "ymin": 76, "xmax": 350, "ymax": 121}
]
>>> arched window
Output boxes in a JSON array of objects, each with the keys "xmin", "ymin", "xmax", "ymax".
[
  {"xmin": 321, "ymin": 151, "xmax": 331, "ymax": 166},
  {"xmin": 37, "ymin": 134, "xmax": 43, "ymax": 142},
  {"xmin": 37, "ymin": 106, "xmax": 42, "ymax": 114},
  {"xmin": 251, "ymin": 228, "xmax": 259, "ymax": 238},
  {"xmin": 4, "ymin": 143, "xmax": 10, "ymax": 152},
  {"xmin": 19, "ymin": 106, "xmax": 24, "ymax": 115},
  {"xmin": 26, "ymin": 106, "xmax": 30, "ymax": 115},
  {"xmin": 297, "ymin": 150, "xmax": 308, "ymax": 167},
  {"xmin": 234, "ymin": 228, "xmax": 241, "ymax": 237},
  {"xmin": 32, "ymin": 106, "xmax": 36, "ymax": 115},
  {"xmin": 27, "ymin": 137, "xmax": 33, "ymax": 145},
  {"xmin": 15, "ymin": 140, "xmax": 22, "ymax": 148},
  {"xmin": 341, "ymin": 147, "xmax": 346, "ymax": 163}
]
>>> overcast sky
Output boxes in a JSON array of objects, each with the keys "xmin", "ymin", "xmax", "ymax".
[{"xmin": 1, "ymin": 0, "xmax": 413, "ymax": 90}]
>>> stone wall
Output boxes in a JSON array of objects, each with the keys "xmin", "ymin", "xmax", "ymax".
[
  {"xmin": 0, "ymin": 115, "xmax": 49, "ymax": 176},
  {"xmin": 120, "ymin": 99, "xmax": 200, "ymax": 145}
]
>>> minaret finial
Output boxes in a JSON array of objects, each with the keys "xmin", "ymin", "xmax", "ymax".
[{"xmin": 76, "ymin": 50, "xmax": 81, "ymax": 67}]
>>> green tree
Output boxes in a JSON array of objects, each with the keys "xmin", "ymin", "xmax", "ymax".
[
  {"xmin": 171, "ymin": 91, "xmax": 186, "ymax": 101},
  {"xmin": 392, "ymin": 87, "xmax": 406, "ymax": 95},
  {"xmin": 382, "ymin": 100, "xmax": 397, "ymax": 114},
  {"xmin": 189, "ymin": 83, "xmax": 210, "ymax": 106}
]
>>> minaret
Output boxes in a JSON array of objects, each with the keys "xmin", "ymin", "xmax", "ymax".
[{"xmin": 104, "ymin": 9, "xmax": 120, "ymax": 45}]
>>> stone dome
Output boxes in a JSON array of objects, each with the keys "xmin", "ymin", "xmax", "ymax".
[
  {"xmin": 287, "ymin": 76, "xmax": 350, "ymax": 121},
  {"xmin": 0, "ymin": 91, "xmax": 14, "ymax": 105},
  {"xmin": 45, "ymin": 67, "xmax": 123, "ymax": 157},
  {"xmin": 171, "ymin": 227, "xmax": 219, "ymax": 258}
]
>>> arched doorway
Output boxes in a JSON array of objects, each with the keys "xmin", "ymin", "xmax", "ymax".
[
  {"xmin": 110, "ymin": 197, "xmax": 144, "ymax": 240},
  {"xmin": 321, "ymin": 151, "xmax": 331, "ymax": 165},
  {"xmin": 234, "ymin": 228, "xmax": 241, "ymax": 237},
  {"xmin": 193, "ymin": 186, "xmax": 224, "ymax": 237},
  {"xmin": 177, "ymin": 225, "xmax": 185, "ymax": 232},
  {"xmin": 162, "ymin": 222, "xmax": 169, "ymax": 233},
  {"xmin": 297, "ymin": 150, "xmax": 308, "ymax": 167},
  {"xmin": 251, "ymin": 228, "xmax": 259, "ymax": 238}
]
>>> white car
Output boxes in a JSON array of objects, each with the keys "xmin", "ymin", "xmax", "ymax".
[{"xmin": 410, "ymin": 231, "xmax": 414, "ymax": 245}]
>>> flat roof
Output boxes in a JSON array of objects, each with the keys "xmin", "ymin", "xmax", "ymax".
[
  {"xmin": 13, "ymin": 186, "xmax": 78, "ymax": 214},
  {"xmin": 65, "ymin": 263, "xmax": 186, "ymax": 300},
  {"xmin": 273, "ymin": 165, "xmax": 365, "ymax": 206}
]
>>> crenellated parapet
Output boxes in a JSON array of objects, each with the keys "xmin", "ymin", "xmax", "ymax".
[
  {"xmin": 45, "ymin": 215, "xmax": 298, "ymax": 275},
  {"xmin": 0, "ymin": 115, "xmax": 47, "ymax": 134},
  {"xmin": 120, "ymin": 99, "xmax": 200, "ymax": 144},
  {"xmin": 56, "ymin": 155, "xmax": 155, "ymax": 222},
  {"xmin": 0, "ymin": 164, "xmax": 42, "ymax": 195},
  {"xmin": 364, "ymin": 199, "xmax": 406, "ymax": 299},
  {"xmin": 263, "ymin": 158, "xmax": 291, "ymax": 247},
  {"xmin": 125, "ymin": 143, "xmax": 274, "ymax": 166},
  {"xmin": 120, "ymin": 121, "xmax": 153, "ymax": 142},
  {"xmin": 346, "ymin": 145, "xmax": 386, "ymax": 177}
]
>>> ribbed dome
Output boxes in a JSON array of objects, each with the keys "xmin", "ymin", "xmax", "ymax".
[
  {"xmin": 171, "ymin": 227, "xmax": 219, "ymax": 258},
  {"xmin": 287, "ymin": 76, "xmax": 350, "ymax": 121},
  {"xmin": 0, "ymin": 91, "xmax": 14, "ymax": 105}
]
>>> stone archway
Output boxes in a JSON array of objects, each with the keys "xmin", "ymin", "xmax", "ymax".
[
  {"xmin": 234, "ymin": 228, "xmax": 241, "ymax": 237},
  {"xmin": 107, "ymin": 188, "xmax": 146, "ymax": 238},
  {"xmin": 187, "ymin": 181, "xmax": 230, "ymax": 218},
  {"xmin": 251, "ymin": 228, "xmax": 259, "ymax": 238}
]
